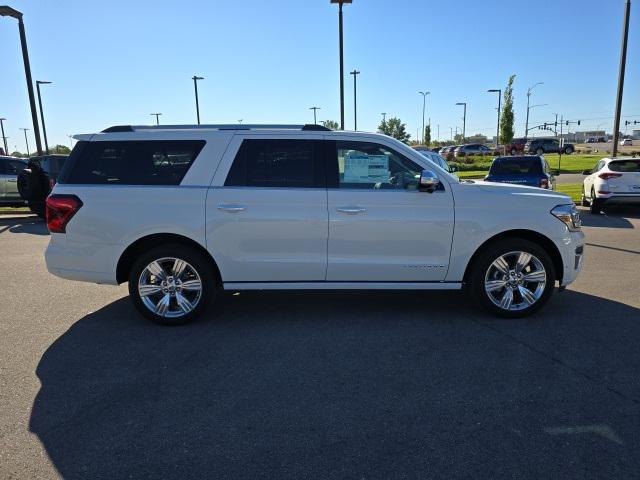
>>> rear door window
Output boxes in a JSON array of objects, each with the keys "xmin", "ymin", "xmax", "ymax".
[
  {"xmin": 490, "ymin": 157, "xmax": 543, "ymax": 175},
  {"xmin": 60, "ymin": 140, "xmax": 205, "ymax": 185},
  {"xmin": 225, "ymin": 139, "xmax": 324, "ymax": 188}
]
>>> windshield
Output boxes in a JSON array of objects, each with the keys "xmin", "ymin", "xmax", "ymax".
[
  {"xmin": 490, "ymin": 156, "xmax": 542, "ymax": 175},
  {"xmin": 609, "ymin": 160, "xmax": 640, "ymax": 172}
]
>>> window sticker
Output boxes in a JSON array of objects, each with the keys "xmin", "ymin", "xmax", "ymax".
[{"xmin": 343, "ymin": 152, "xmax": 390, "ymax": 183}]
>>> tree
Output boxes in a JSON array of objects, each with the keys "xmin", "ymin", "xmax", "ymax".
[
  {"xmin": 10, "ymin": 151, "xmax": 26, "ymax": 158},
  {"xmin": 50, "ymin": 144, "xmax": 71, "ymax": 154},
  {"xmin": 378, "ymin": 117, "xmax": 411, "ymax": 144},
  {"xmin": 500, "ymin": 74, "xmax": 516, "ymax": 144},
  {"xmin": 322, "ymin": 120, "xmax": 339, "ymax": 130},
  {"xmin": 423, "ymin": 125, "xmax": 431, "ymax": 146}
]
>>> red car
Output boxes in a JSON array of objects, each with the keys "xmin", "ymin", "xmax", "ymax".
[{"xmin": 504, "ymin": 138, "xmax": 526, "ymax": 155}]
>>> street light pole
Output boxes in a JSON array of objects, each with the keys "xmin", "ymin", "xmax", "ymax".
[
  {"xmin": 419, "ymin": 91, "xmax": 430, "ymax": 144},
  {"xmin": 36, "ymin": 80, "xmax": 52, "ymax": 154},
  {"xmin": 309, "ymin": 106, "xmax": 320, "ymax": 124},
  {"xmin": 487, "ymin": 89, "xmax": 501, "ymax": 146},
  {"xmin": 350, "ymin": 69, "xmax": 360, "ymax": 130},
  {"xmin": 612, "ymin": 0, "xmax": 631, "ymax": 157},
  {"xmin": 0, "ymin": 7, "xmax": 42, "ymax": 155},
  {"xmin": 525, "ymin": 82, "xmax": 543, "ymax": 140},
  {"xmin": 381, "ymin": 112, "xmax": 386, "ymax": 123},
  {"xmin": 20, "ymin": 127, "xmax": 30, "ymax": 156},
  {"xmin": 150, "ymin": 113, "xmax": 162, "ymax": 125},
  {"xmin": 0, "ymin": 118, "xmax": 8, "ymax": 155},
  {"xmin": 192, "ymin": 75, "xmax": 204, "ymax": 124},
  {"xmin": 455, "ymin": 102, "xmax": 467, "ymax": 142},
  {"xmin": 331, "ymin": 0, "xmax": 352, "ymax": 130}
]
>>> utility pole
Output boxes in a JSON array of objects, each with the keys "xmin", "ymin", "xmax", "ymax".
[
  {"xmin": 20, "ymin": 127, "xmax": 30, "ymax": 156},
  {"xmin": 350, "ymin": 69, "xmax": 360, "ymax": 130},
  {"xmin": 36, "ymin": 80, "xmax": 52, "ymax": 154},
  {"xmin": 455, "ymin": 102, "xmax": 466, "ymax": 142},
  {"xmin": 0, "ymin": 7, "xmax": 43, "ymax": 155},
  {"xmin": 525, "ymin": 82, "xmax": 543, "ymax": 141},
  {"xmin": 309, "ymin": 106, "xmax": 320, "ymax": 124},
  {"xmin": 381, "ymin": 112, "xmax": 386, "ymax": 123},
  {"xmin": 150, "ymin": 113, "xmax": 162, "ymax": 125},
  {"xmin": 331, "ymin": 0, "xmax": 352, "ymax": 130},
  {"xmin": 419, "ymin": 91, "xmax": 430, "ymax": 143},
  {"xmin": 0, "ymin": 118, "xmax": 8, "ymax": 155},
  {"xmin": 612, "ymin": 0, "xmax": 631, "ymax": 157},
  {"xmin": 192, "ymin": 76, "xmax": 204, "ymax": 124}
]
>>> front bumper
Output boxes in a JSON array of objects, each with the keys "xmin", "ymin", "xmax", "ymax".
[{"xmin": 556, "ymin": 230, "xmax": 585, "ymax": 287}]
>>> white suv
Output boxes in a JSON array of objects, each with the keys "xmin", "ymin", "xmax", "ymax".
[
  {"xmin": 45, "ymin": 124, "xmax": 584, "ymax": 325},
  {"xmin": 582, "ymin": 157, "xmax": 640, "ymax": 214}
]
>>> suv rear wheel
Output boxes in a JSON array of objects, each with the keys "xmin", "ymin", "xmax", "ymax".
[
  {"xmin": 128, "ymin": 244, "xmax": 216, "ymax": 325},
  {"xmin": 468, "ymin": 238, "xmax": 556, "ymax": 318},
  {"xmin": 536, "ymin": 148, "xmax": 544, "ymax": 155}
]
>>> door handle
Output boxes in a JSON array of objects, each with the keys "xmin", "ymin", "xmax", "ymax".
[
  {"xmin": 217, "ymin": 204, "xmax": 246, "ymax": 213},
  {"xmin": 337, "ymin": 206, "xmax": 366, "ymax": 215},
  {"xmin": 7, "ymin": 179, "xmax": 17, "ymax": 182}
]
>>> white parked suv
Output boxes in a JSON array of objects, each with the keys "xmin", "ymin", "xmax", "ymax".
[
  {"xmin": 45, "ymin": 124, "xmax": 585, "ymax": 325},
  {"xmin": 581, "ymin": 157, "xmax": 640, "ymax": 214}
]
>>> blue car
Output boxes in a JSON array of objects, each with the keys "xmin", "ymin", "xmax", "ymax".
[{"xmin": 485, "ymin": 155, "xmax": 556, "ymax": 190}]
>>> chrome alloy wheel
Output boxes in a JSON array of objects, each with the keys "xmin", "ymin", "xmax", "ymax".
[
  {"xmin": 138, "ymin": 257, "xmax": 203, "ymax": 318},
  {"xmin": 484, "ymin": 251, "xmax": 547, "ymax": 312}
]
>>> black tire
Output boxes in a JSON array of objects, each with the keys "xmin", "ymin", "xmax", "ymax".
[
  {"xmin": 589, "ymin": 188, "xmax": 601, "ymax": 214},
  {"xmin": 17, "ymin": 168, "xmax": 44, "ymax": 201},
  {"xmin": 536, "ymin": 148, "xmax": 544, "ymax": 155},
  {"xmin": 510, "ymin": 148, "xmax": 517, "ymax": 155},
  {"xmin": 28, "ymin": 200, "xmax": 46, "ymax": 218},
  {"xmin": 128, "ymin": 244, "xmax": 217, "ymax": 325},
  {"xmin": 466, "ymin": 238, "xmax": 556, "ymax": 318},
  {"xmin": 564, "ymin": 146, "xmax": 574, "ymax": 154},
  {"xmin": 580, "ymin": 187, "xmax": 589, "ymax": 207}
]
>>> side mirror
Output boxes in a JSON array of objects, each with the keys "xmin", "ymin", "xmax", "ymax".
[
  {"xmin": 419, "ymin": 170, "xmax": 441, "ymax": 193},
  {"xmin": 582, "ymin": 169, "xmax": 591, "ymax": 175}
]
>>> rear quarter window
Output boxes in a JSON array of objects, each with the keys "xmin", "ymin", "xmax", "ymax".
[{"xmin": 59, "ymin": 140, "xmax": 205, "ymax": 185}]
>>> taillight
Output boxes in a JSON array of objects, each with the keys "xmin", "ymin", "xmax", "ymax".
[
  {"xmin": 49, "ymin": 178, "xmax": 56, "ymax": 190},
  {"xmin": 540, "ymin": 178, "xmax": 549, "ymax": 189},
  {"xmin": 598, "ymin": 172, "xmax": 623, "ymax": 180},
  {"xmin": 46, "ymin": 194, "xmax": 83, "ymax": 233}
]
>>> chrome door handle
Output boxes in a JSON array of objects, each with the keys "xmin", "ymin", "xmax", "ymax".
[
  {"xmin": 337, "ymin": 206, "xmax": 366, "ymax": 215},
  {"xmin": 7, "ymin": 179, "xmax": 17, "ymax": 182},
  {"xmin": 217, "ymin": 204, "xmax": 246, "ymax": 213}
]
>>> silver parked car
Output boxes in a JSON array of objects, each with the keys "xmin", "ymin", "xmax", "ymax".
[{"xmin": 0, "ymin": 156, "xmax": 28, "ymax": 207}]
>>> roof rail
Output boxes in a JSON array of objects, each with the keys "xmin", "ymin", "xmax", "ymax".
[{"xmin": 100, "ymin": 124, "xmax": 332, "ymax": 133}]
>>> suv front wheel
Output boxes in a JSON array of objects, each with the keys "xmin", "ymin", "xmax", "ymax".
[
  {"xmin": 468, "ymin": 238, "xmax": 556, "ymax": 318},
  {"xmin": 128, "ymin": 244, "xmax": 216, "ymax": 325}
]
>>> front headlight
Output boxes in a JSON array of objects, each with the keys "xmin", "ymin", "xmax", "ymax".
[{"xmin": 551, "ymin": 204, "xmax": 582, "ymax": 231}]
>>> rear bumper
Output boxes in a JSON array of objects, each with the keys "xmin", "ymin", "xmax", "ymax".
[
  {"xmin": 45, "ymin": 234, "xmax": 120, "ymax": 285},
  {"xmin": 598, "ymin": 194, "xmax": 640, "ymax": 205}
]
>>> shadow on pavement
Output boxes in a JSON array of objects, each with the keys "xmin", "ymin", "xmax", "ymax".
[
  {"xmin": 0, "ymin": 216, "xmax": 48, "ymax": 236},
  {"xmin": 30, "ymin": 290, "xmax": 640, "ymax": 479},
  {"xmin": 579, "ymin": 206, "xmax": 636, "ymax": 229}
]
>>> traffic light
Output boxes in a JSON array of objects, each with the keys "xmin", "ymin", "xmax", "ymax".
[
  {"xmin": 577, "ymin": 120, "xmax": 581, "ymax": 125},
  {"xmin": 566, "ymin": 121, "xmax": 569, "ymax": 126}
]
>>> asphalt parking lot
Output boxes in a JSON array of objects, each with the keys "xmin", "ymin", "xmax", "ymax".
[{"xmin": 1, "ymin": 209, "xmax": 639, "ymax": 479}]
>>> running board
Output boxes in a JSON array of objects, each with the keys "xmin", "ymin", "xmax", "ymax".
[{"xmin": 223, "ymin": 282, "xmax": 462, "ymax": 291}]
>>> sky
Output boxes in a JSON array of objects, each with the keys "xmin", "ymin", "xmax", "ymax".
[{"xmin": 1, "ymin": 0, "xmax": 639, "ymax": 153}]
